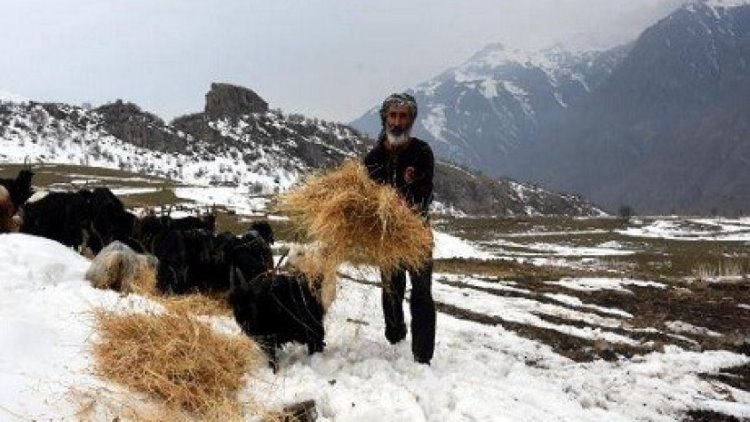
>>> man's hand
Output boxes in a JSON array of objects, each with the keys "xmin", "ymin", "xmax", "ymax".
[{"xmin": 404, "ymin": 166, "xmax": 416, "ymax": 184}]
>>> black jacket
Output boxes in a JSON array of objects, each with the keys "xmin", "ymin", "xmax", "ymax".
[{"xmin": 364, "ymin": 137, "xmax": 434, "ymax": 217}]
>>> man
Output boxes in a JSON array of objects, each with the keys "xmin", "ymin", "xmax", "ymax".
[{"xmin": 364, "ymin": 93, "xmax": 435, "ymax": 364}]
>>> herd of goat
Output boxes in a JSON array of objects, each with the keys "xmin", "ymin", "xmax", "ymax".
[{"xmin": 0, "ymin": 168, "xmax": 326, "ymax": 370}]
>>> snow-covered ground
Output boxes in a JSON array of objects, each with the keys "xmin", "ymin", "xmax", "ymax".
[
  {"xmin": 2, "ymin": 228, "xmax": 749, "ymax": 421},
  {"xmin": 619, "ymin": 218, "xmax": 750, "ymax": 242}
]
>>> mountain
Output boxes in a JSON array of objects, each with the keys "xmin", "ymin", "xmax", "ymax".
[
  {"xmin": 350, "ymin": 43, "xmax": 631, "ymax": 175},
  {"xmin": 0, "ymin": 83, "xmax": 602, "ymax": 216},
  {"xmin": 507, "ymin": 0, "xmax": 750, "ymax": 214}
]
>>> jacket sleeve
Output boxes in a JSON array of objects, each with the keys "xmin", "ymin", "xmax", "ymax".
[
  {"xmin": 409, "ymin": 144, "xmax": 434, "ymax": 217},
  {"xmin": 364, "ymin": 146, "xmax": 386, "ymax": 183}
]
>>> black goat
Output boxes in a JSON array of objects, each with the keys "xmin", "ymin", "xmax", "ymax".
[
  {"xmin": 133, "ymin": 213, "xmax": 216, "ymax": 251},
  {"xmin": 87, "ymin": 188, "xmax": 139, "ymax": 254},
  {"xmin": 19, "ymin": 187, "xmax": 138, "ymax": 254},
  {"xmin": 150, "ymin": 227, "xmax": 273, "ymax": 295},
  {"xmin": 248, "ymin": 220, "xmax": 274, "ymax": 245},
  {"xmin": 20, "ymin": 190, "xmax": 93, "ymax": 248},
  {"xmin": 229, "ymin": 271, "xmax": 326, "ymax": 372}
]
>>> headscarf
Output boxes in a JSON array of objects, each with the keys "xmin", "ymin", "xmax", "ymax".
[{"xmin": 378, "ymin": 93, "xmax": 418, "ymax": 141}]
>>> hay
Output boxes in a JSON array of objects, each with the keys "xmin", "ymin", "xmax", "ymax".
[
  {"xmin": 92, "ymin": 310, "xmax": 263, "ymax": 419},
  {"xmin": 86, "ymin": 242, "xmax": 158, "ymax": 296},
  {"xmin": 157, "ymin": 293, "xmax": 233, "ymax": 317},
  {"xmin": 276, "ymin": 160, "xmax": 433, "ymax": 283}
]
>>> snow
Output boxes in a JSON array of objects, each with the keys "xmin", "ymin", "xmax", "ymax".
[
  {"xmin": 432, "ymin": 231, "xmax": 494, "ymax": 260},
  {"xmin": 524, "ymin": 241, "xmax": 635, "ymax": 257},
  {"xmin": 618, "ymin": 217, "xmax": 750, "ymax": 242},
  {"xmin": 173, "ymin": 186, "xmax": 271, "ymax": 216},
  {"xmin": 0, "ymin": 102, "xmax": 324, "ymax": 197},
  {"xmin": 665, "ymin": 321, "xmax": 723, "ymax": 338},
  {"xmin": 703, "ymin": 0, "xmax": 750, "ymax": 10},
  {"xmin": 547, "ymin": 278, "xmax": 667, "ymax": 293},
  {"xmin": 0, "ymin": 234, "xmax": 162, "ymax": 419},
  {"xmin": 421, "ymin": 104, "xmax": 450, "ymax": 145},
  {"xmin": 1, "ymin": 232, "xmax": 749, "ymax": 420},
  {"xmin": 109, "ymin": 187, "xmax": 159, "ymax": 196},
  {"xmin": 501, "ymin": 81, "xmax": 533, "ymax": 116},
  {"xmin": 543, "ymin": 293, "xmax": 634, "ymax": 319},
  {"xmin": 431, "ymin": 276, "xmax": 637, "ymax": 345},
  {"xmin": 254, "ymin": 275, "xmax": 750, "ymax": 421}
]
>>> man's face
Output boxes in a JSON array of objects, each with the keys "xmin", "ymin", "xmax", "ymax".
[{"xmin": 386, "ymin": 104, "xmax": 413, "ymax": 136}]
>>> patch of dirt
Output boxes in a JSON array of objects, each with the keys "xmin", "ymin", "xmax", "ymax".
[
  {"xmin": 702, "ymin": 363, "xmax": 750, "ymax": 392},
  {"xmin": 434, "ymin": 301, "xmax": 640, "ymax": 362},
  {"xmin": 683, "ymin": 409, "xmax": 744, "ymax": 421},
  {"xmin": 434, "ymin": 258, "xmax": 574, "ymax": 282}
]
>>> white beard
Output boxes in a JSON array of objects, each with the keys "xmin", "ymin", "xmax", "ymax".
[{"xmin": 386, "ymin": 130, "xmax": 410, "ymax": 146}]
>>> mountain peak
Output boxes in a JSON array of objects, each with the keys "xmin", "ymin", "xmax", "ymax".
[
  {"xmin": 465, "ymin": 42, "xmax": 531, "ymax": 68},
  {"xmin": 685, "ymin": 0, "xmax": 750, "ymax": 16},
  {"xmin": 700, "ymin": 0, "xmax": 750, "ymax": 8},
  {"xmin": 204, "ymin": 83, "xmax": 269, "ymax": 118}
]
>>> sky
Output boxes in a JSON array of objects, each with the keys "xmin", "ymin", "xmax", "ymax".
[{"xmin": 0, "ymin": 0, "xmax": 688, "ymax": 123}]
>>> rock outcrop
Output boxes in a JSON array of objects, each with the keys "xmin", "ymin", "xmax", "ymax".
[{"xmin": 204, "ymin": 83, "xmax": 268, "ymax": 118}]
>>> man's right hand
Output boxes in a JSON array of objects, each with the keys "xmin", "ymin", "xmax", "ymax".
[{"xmin": 404, "ymin": 166, "xmax": 416, "ymax": 184}]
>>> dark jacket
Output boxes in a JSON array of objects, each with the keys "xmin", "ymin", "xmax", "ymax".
[{"xmin": 364, "ymin": 137, "xmax": 434, "ymax": 217}]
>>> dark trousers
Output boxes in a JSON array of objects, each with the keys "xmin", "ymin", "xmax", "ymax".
[{"xmin": 381, "ymin": 259, "xmax": 435, "ymax": 363}]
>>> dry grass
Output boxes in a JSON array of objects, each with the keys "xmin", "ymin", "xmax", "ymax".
[
  {"xmin": 692, "ymin": 260, "xmax": 748, "ymax": 280},
  {"xmin": 157, "ymin": 293, "xmax": 233, "ymax": 317},
  {"xmin": 121, "ymin": 189, "xmax": 184, "ymax": 209},
  {"xmin": 0, "ymin": 163, "xmax": 174, "ymax": 189},
  {"xmin": 276, "ymin": 160, "xmax": 433, "ymax": 283},
  {"xmin": 92, "ymin": 310, "xmax": 263, "ymax": 420},
  {"xmin": 434, "ymin": 258, "xmax": 571, "ymax": 282}
]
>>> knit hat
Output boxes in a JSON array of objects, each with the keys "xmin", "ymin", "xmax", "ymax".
[{"xmin": 379, "ymin": 93, "xmax": 418, "ymax": 126}]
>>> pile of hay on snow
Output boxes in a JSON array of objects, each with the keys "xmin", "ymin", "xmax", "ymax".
[
  {"xmin": 277, "ymin": 160, "xmax": 432, "ymax": 273},
  {"xmin": 86, "ymin": 241, "xmax": 158, "ymax": 296},
  {"xmin": 157, "ymin": 293, "xmax": 233, "ymax": 317},
  {"xmin": 92, "ymin": 310, "xmax": 262, "ymax": 419}
]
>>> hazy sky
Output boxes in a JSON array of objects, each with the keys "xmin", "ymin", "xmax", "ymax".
[{"xmin": 0, "ymin": 0, "xmax": 687, "ymax": 122}]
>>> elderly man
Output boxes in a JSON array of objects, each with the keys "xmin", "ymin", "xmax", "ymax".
[{"xmin": 364, "ymin": 93, "xmax": 435, "ymax": 364}]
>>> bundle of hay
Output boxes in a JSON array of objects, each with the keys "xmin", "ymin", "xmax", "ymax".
[
  {"xmin": 86, "ymin": 241, "xmax": 158, "ymax": 295},
  {"xmin": 277, "ymin": 160, "xmax": 433, "ymax": 294},
  {"xmin": 92, "ymin": 310, "xmax": 262, "ymax": 419}
]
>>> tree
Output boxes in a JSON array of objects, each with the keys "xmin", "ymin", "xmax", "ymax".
[{"xmin": 618, "ymin": 205, "xmax": 634, "ymax": 222}]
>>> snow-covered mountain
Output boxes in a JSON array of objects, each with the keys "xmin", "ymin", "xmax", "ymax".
[
  {"xmin": 507, "ymin": 0, "xmax": 750, "ymax": 214},
  {"xmin": 0, "ymin": 96, "xmax": 368, "ymax": 192},
  {"xmin": 0, "ymin": 84, "xmax": 602, "ymax": 216},
  {"xmin": 350, "ymin": 42, "xmax": 630, "ymax": 174},
  {"xmin": 354, "ymin": 0, "xmax": 750, "ymax": 215}
]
